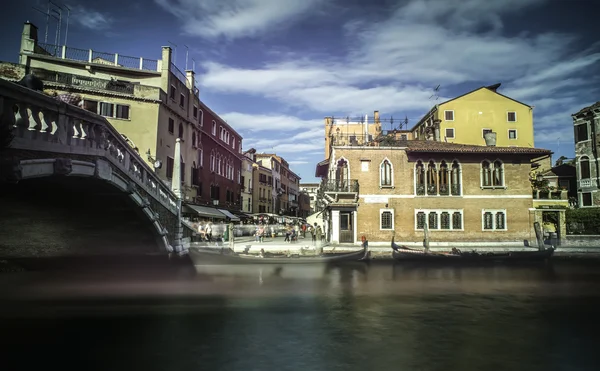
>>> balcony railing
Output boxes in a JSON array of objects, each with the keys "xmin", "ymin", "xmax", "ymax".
[
  {"xmin": 578, "ymin": 178, "xmax": 597, "ymax": 188},
  {"xmin": 35, "ymin": 43, "xmax": 159, "ymax": 72},
  {"xmin": 322, "ymin": 179, "xmax": 359, "ymax": 193},
  {"xmin": 329, "ymin": 131, "xmax": 409, "ymax": 148}
]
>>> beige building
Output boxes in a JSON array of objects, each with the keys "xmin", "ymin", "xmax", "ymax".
[
  {"xmin": 316, "ymin": 139, "xmax": 553, "ymax": 246},
  {"xmin": 10, "ymin": 21, "xmax": 243, "ymax": 212},
  {"xmin": 255, "ymin": 153, "xmax": 301, "ymax": 217},
  {"xmin": 324, "ymin": 111, "xmax": 382, "ymax": 160},
  {"xmin": 300, "ymin": 182, "xmax": 320, "ymax": 214}
]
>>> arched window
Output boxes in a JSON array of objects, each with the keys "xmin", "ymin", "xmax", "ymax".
[
  {"xmin": 336, "ymin": 158, "xmax": 349, "ymax": 191},
  {"xmin": 380, "ymin": 159, "xmax": 392, "ymax": 187},
  {"xmin": 212, "ymin": 121, "xmax": 216, "ymax": 135},
  {"xmin": 439, "ymin": 161, "xmax": 449, "ymax": 195},
  {"xmin": 451, "ymin": 160, "xmax": 461, "ymax": 195},
  {"xmin": 481, "ymin": 160, "xmax": 492, "ymax": 187},
  {"xmin": 415, "ymin": 160, "xmax": 425, "ymax": 195},
  {"xmin": 217, "ymin": 155, "xmax": 222, "ymax": 175},
  {"xmin": 178, "ymin": 123, "xmax": 184, "ymax": 138},
  {"xmin": 493, "ymin": 160, "xmax": 504, "ymax": 186},
  {"xmin": 210, "ymin": 151, "xmax": 215, "ymax": 172},
  {"xmin": 427, "ymin": 160, "xmax": 437, "ymax": 195},
  {"xmin": 580, "ymin": 156, "xmax": 591, "ymax": 179}
]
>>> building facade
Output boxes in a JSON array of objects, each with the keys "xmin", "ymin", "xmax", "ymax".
[
  {"xmin": 573, "ymin": 101, "xmax": 600, "ymax": 207},
  {"xmin": 300, "ymin": 182, "xmax": 320, "ymax": 214},
  {"xmin": 316, "ymin": 136, "xmax": 552, "ymax": 245},
  {"xmin": 254, "ymin": 153, "xmax": 302, "ymax": 217},
  {"xmin": 11, "ymin": 22, "xmax": 243, "ymax": 214},
  {"xmin": 410, "ymin": 84, "xmax": 535, "ymax": 148}
]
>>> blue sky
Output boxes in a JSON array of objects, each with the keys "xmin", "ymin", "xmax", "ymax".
[{"xmin": 1, "ymin": 0, "xmax": 599, "ymax": 183}]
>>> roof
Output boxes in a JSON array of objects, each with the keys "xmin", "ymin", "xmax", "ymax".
[
  {"xmin": 404, "ymin": 141, "xmax": 552, "ymax": 155},
  {"xmin": 541, "ymin": 163, "xmax": 576, "ymax": 177},
  {"xmin": 573, "ymin": 101, "xmax": 600, "ymax": 117}
]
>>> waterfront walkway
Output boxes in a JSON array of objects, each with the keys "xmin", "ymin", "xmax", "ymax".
[{"xmin": 186, "ymin": 236, "xmax": 600, "ymax": 258}]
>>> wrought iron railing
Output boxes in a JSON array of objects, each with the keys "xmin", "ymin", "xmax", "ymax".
[{"xmin": 322, "ymin": 179, "xmax": 359, "ymax": 193}]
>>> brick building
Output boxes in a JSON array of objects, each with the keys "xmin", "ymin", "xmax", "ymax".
[{"xmin": 316, "ymin": 137, "xmax": 552, "ymax": 246}]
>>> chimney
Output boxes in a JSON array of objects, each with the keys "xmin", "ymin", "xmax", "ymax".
[
  {"xmin": 160, "ymin": 46, "xmax": 172, "ymax": 92},
  {"xmin": 374, "ymin": 111, "xmax": 380, "ymax": 124},
  {"xmin": 20, "ymin": 22, "xmax": 38, "ymax": 65},
  {"xmin": 484, "ymin": 132, "xmax": 497, "ymax": 146},
  {"xmin": 185, "ymin": 70, "xmax": 195, "ymax": 91}
]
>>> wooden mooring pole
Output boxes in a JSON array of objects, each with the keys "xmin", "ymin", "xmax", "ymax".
[{"xmin": 533, "ymin": 221, "xmax": 545, "ymax": 251}]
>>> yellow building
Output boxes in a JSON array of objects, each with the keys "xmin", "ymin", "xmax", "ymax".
[
  {"xmin": 411, "ymin": 83, "xmax": 535, "ymax": 148},
  {"xmin": 254, "ymin": 153, "xmax": 302, "ymax": 217},
  {"xmin": 10, "ymin": 22, "xmax": 243, "ymax": 211}
]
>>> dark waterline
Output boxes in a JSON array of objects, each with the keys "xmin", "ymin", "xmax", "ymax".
[{"xmin": 1, "ymin": 262, "xmax": 600, "ymax": 371}]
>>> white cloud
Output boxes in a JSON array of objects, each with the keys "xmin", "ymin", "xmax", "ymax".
[
  {"xmin": 154, "ymin": 0, "xmax": 325, "ymax": 39},
  {"xmin": 220, "ymin": 112, "xmax": 322, "ymax": 132},
  {"xmin": 69, "ymin": 5, "xmax": 113, "ymax": 30}
]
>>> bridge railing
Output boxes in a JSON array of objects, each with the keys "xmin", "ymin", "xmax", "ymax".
[{"xmin": 0, "ymin": 78, "xmax": 178, "ymax": 214}]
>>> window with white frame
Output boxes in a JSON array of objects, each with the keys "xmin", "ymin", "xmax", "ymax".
[
  {"xmin": 415, "ymin": 209, "xmax": 463, "ymax": 231},
  {"xmin": 415, "ymin": 159, "xmax": 462, "ymax": 196},
  {"xmin": 445, "ymin": 128, "xmax": 455, "ymax": 139},
  {"xmin": 380, "ymin": 159, "xmax": 393, "ymax": 187},
  {"xmin": 212, "ymin": 121, "xmax": 217, "ymax": 136},
  {"xmin": 507, "ymin": 112, "xmax": 517, "ymax": 122},
  {"xmin": 444, "ymin": 110, "xmax": 454, "ymax": 121},
  {"xmin": 579, "ymin": 156, "xmax": 591, "ymax": 179},
  {"xmin": 380, "ymin": 209, "xmax": 394, "ymax": 230},
  {"xmin": 508, "ymin": 129, "xmax": 517, "ymax": 139},
  {"xmin": 481, "ymin": 160, "xmax": 504, "ymax": 188},
  {"xmin": 98, "ymin": 102, "xmax": 130, "ymax": 119},
  {"xmin": 482, "ymin": 128, "xmax": 492, "ymax": 138},
  {"xmin": 361, "ymin": 160, "xmax": 369, "ymax": 172},
  {"xmin": 198, "ymin": 148, "xmax": 203, "ymax": 168},
  {"xmin": 482, "ymin": 209, "xmax": 506, "ymax": 231}
]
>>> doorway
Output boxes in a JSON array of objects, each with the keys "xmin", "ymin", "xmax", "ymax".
[{"xmin": 339, "ymin": 211, "xmax": 353, "ymax": 243}]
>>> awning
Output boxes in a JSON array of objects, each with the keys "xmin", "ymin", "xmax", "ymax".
[
  {"xmin": 184, "ymin": 204, "xmax": 226, "ymax": 219},
  {"xmin": 315, "ymin": 159, "xmax": 329, "ymax": 178},
  {"xmin": 218, "ymin": 209, "xmax": 240, "ymax": 221},
  {"xmin": 231, "ymin": 210, "xmax": 253, "ymax": 219}
]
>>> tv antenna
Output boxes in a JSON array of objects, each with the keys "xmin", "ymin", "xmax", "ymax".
[
  {"xmin": 429, "ymin": 84, "xmax": 441, "ymax": 100},
  {"xmin": 401, "ymin": 115, "xmax": 409, "ymax": 130},
  {"xmin": 168, "ymin": 41, "xmax": 177, "ymax": 65},
  {"xmin": 184, "ymin": 44, "xmax": 189, "ymax": 70}
]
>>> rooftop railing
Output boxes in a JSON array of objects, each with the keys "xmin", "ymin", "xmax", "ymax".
[{"xmin": 35, "ymin": 43, "xmax": 159, "ymax": 72}]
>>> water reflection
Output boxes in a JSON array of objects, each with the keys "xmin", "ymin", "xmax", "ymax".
[{"xmin": 1, "ymin": 262, "xmax": 600, "ymax": 370}]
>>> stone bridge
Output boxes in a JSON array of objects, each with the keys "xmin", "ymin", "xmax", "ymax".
[{"xmin": 0, "ymin": 78, "xmax": 192, "ymax": 260}]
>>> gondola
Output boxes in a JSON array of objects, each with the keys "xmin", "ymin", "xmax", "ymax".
[
  {"xmin": 189, "ymin": 244, "xmax": 370, "ymax": 265},
  {"xmin": 391, "ymin": 237, "xmax": 555, "ymax": 263}
]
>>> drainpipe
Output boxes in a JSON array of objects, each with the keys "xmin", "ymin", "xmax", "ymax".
[{"xmin": 589, "ymin": 111, "xmax": 600, "ymax": 189}]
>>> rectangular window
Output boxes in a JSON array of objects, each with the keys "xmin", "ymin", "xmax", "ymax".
[
  {"xmin": 581, "ymin": 192, "xmax": 593, "ymax": 207},
  {"xmin": 115, "ymin": 104, "xmax": 130, "ymax": 119},
  {"xmin": 415, "ymin": 209, "xmax": 463, "ymax": 231},
  {"xmin": 193, "ymin": 106, "xmax": 198, "ymax": 118},
  {"xmin": 83, "ymin": 100, "xmax": 98, "ymax": 113},
  {"xmin": 445, "ymin": 128, "xmax": 455, "ymax": 139},
  {"xmin": 507, "ymin": 112, "xmax": 517, "ymax": 122},
  {"xmin": 575, "ymin": 124, "xmax": 589, "ymax": 143},
  {"xmin": 99, "ymin": 102, "xmax": 114, "ymax": 117},
  {"xmin": 482, "ymin": 210, "xmax": 507, "ymax": 231},
  {"xmin": 380, "ymin": 209, "xmax": 394, "ymax": 230},
  {"xmin": 166, "ymin": 156, "xmax": 174, "ymax": 179},
  {"xmin": 400, "ymin": 134, "xmax": 408, "ymax": 141},
  {"xmin": 508, "ymin": 129, "xmax": 517, "ymax": 139},
  {"xmin": 168, "ymin": 118, "xmax": 174, "ymax": 134},
  {"xmin": 361, "ymin": 160, "xmax": 369, "ymax": 172},
  {"xmin": 169, "ymin": 85, "xmax": 176, "ymax": 100},
  {"xmin": 482, "ymin": 128, "xmax": 492, "ymax": 138},
  {"xmin": 559, "ymin": 179, "xmax": 570, "ymax": 191},
  {"xmin": 444, "ymin": 110, "xmax": 454, "ymax": 121},
  {"xmin": 179, "ymin": 93, "xmax": 185, "ymax": 107}
]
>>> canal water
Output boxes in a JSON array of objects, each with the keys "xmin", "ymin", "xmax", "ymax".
[{"xmin": 1, "ymin": 261, "xmax": 599, "ymax": 370}]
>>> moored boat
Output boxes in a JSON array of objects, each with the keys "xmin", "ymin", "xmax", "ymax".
[
  {"xmin": 391, "ymin": 237, "xmax": 554, "ymax": 263},
  {"xmin": 190, "ymin": 244, "xmax": 369, "ymax": 265}
]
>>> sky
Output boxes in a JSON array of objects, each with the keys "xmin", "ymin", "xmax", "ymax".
[{"xmin": 1, "ymin": 0, "xmax": 599, "ymax": 183}]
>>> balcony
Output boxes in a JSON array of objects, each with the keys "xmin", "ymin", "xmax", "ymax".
[
  {"xmin": 578, "ymin": 178, "xmax": 597, "ymax": 189},
  {"xmin": 322, "ymin": 179, "xmax": 359, "ymax": 193},
  {"xmin": 329, "ymin": 131, "xmax": 407, "ymax": 147}
]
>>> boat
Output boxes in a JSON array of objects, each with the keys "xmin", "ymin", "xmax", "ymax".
[
  {"xmin": 189, "ymin": 244, "xmax": 370, "ymax": 265},
  {"xmin": 390, "ymin": 237, "xmax": 555, "ymax": 263}
]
